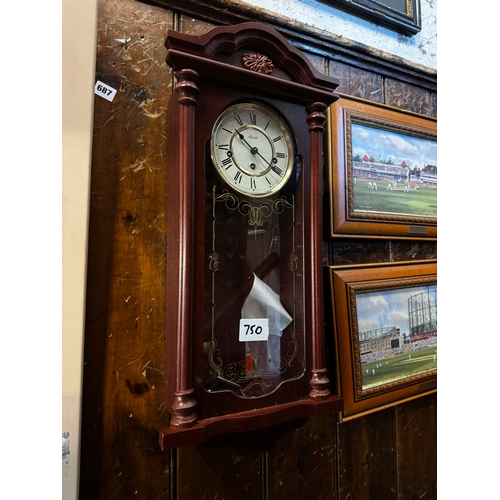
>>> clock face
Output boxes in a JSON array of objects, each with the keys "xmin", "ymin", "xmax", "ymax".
[{"xmin": 210, "ymin": 101, "xmax": 295, "ymax": 197}]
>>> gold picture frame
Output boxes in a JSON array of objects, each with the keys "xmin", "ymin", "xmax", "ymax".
[
  {"xmin": 327, "ymin": 95, "xmax": 437, "ymax": 239},
  {"xmin": 328, "ymin": 260, "xmax": 437, "ymax": 421}
]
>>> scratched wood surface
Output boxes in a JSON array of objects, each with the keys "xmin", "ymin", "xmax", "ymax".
[
  {"xmin": 79, "ymin": 1, "xmax": 437, "ymax": 498},
  {"xmin": 79, "ymin": 1, "xmax": 173, "ymax": 498},
  {"xmin": 336, "ymin": 408, "xmax": 397, "ymax": 499},
  {"xmin": 176, "ymin": 444, "xmax": 263, "ymax": 500},
  {"xmin": 395, "ymin": 393, "xmax": 438, "ymax": 499},
  {"xmin": 266, "ymin": 415, "xmax": 336, "ymax": 500}
]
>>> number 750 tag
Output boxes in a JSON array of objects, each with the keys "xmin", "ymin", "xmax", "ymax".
[{"xmin": 239, "ymin": 318, "xmax": 269, "ymax": 342}]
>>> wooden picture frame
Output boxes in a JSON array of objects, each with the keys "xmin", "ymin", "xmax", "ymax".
[
  {"xmin": 326, "ymin": 0, "xmax": 421, "ymax": 36},
  {"xmin": 328, "ymin": 260, "xmax": 437, "ymax": 421},
  {"xmin": 327, "ymin": 95, "xmax": 437, "ymax": 239}
]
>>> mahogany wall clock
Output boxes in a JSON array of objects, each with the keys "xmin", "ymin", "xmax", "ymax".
[{"xmin": 160, "ymin": 22, "xmax": 342, "ymax": 450}]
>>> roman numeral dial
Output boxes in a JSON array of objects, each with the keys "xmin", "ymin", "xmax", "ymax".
[{"xmin": 210, "ymin": 101, "xmax": 295, "ymax": 197}]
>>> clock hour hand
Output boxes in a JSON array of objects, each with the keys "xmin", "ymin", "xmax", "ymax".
[
  {"xmin": 236, "ymin": 130, "xmax": 257, "ymax": 154},
  {"xmin": 236, "ymin": 129, "xmax": 271, "ymax": 167}
]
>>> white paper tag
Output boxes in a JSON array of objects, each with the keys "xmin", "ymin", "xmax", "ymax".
[
  {"xmin": 94, "ymin": 80, "xmax": 117, "ymax": 102},
  {"xmin": 239, "ymin": 318, "xmax": 269, "ymax": 342}
]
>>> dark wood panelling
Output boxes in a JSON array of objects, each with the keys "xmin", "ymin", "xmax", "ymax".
[
  {"xmin": 176, "ymin": 445, "xmax": 263, "ymax": 500},
  {"xmin": 385, "ymin": 78, "xmax": 436, "ymax": 116},
  {"xmin": 179, "ymin": 12, "xmax": 216, "ymax": 35},
  {"xmin": 305, "ymin": 52, "xmax": 329, "ymax": 77},
  {"xmin": 329, "ymin": 239, "xmax": 437, "ymax": 266},
  {"xmin": 267, "ymin": 415, "xmax": 336, "ymax": 500},
  {"xmin": 386, "ymin": 240, "xmax": 438, "ymax": 262},
  {"xmin": 336, "ymin": 408, "xmax": 397, "ymax": 500},
  {"xmin": 80, "ymin": 1, "xmax": 437, "ymax": 498},
  {"xmin": 430, "ymin": 92, "xmax": 437, "ymax": 118},
  {"xmin": 80, "ymin": 1, "xmax": 173, "ymax": 498},
  {"xmin": 329, "ymin": 61, "xmax": 383, "ymax": 102},
  {"xmin": 395, "ymin": 394, "xmax": 437, "ymax": 500},
  {"xmin": 329, "ymin": 239, "xmax": 392, "ymax": 266}
]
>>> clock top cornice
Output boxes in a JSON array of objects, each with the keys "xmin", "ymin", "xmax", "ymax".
[{"xmin": 165, "ymin": 22, "xmax": 339, "ymax": 104}]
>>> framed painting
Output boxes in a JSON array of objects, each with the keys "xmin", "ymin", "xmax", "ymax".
[
  {"xmin": 325, "ymin": 0, "xmax": 421, "ymax": 36},
  {"xmin": 328, "ymin": 260, "xmax": 437, "ymax": 421},
  {"xmin": 327, "ymin": 95, "xmax": 437, "ymax": 239}
]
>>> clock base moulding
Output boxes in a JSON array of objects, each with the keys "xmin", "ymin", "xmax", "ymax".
[{"xmin": 159, "ymin": 395, "xmax": 343, "ymax": 450}]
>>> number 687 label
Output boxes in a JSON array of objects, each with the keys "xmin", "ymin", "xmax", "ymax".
[
  {"xmin": 94, "ymin": 80, "xmax": 117, "ymax": 102},
  {"xmin": 239, "ymin": 318, "xmax": 269, "ymax": 342}
]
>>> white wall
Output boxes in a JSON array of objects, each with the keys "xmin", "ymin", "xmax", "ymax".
[
  {"xmin": 240, "ymin": 0, "xmax": 437, "ymax": 70},
  {"xmin": 62, "ymin": 0, "xmax": 98, "ymax": 498}
]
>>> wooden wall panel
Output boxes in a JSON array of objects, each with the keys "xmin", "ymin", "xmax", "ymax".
[
  {"xmin": 335, "ymin": 408, "xmax": 397, "ymax": 500},
  {"xmin": 329, "ymin": 239, "xmax": 437, "ymax": 266},
  {"xmin": 385, "ymin": 78, "xmax": 436, "ymax": 116},
  {"xmin": 80, "ymin": 1, "xmax": 174, "ymax": 498},
  {"xmin": 180, "ymin": 13, "xmax": 216, "ymax": 35},
  {"xmin": 328, "ymin": 60, "xmax": 383, "ymax": 102},
  {"xmin": 395, "ymin": 394, "xmax": 437, "ymax": 500},
  {"xmin": 176, "ymin": 445, "xmax": 263, "ymax": 500},
  {"xmin": 304, "ymin": 52, "xmax": 329, "ymax": 77},
  {"xmin": 266, "ymin": 416, "xmax": 336, "ymax": 500}
]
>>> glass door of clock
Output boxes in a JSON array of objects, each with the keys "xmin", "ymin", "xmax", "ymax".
[{"xmin": 203, "ymin": 184, "xmax": 306, "ymax": 398}]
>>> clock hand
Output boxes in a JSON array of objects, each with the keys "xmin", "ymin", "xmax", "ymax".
[
  {"xmin": 236, "ymin": 129, "xmax": 272, "ymax": 166},
  {"xmin": 236, "ymin": 130, "xmax": 257, "ymax": 154}
]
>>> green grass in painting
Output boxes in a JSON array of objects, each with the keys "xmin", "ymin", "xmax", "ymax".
[
  {"xmin": 353, "ymin": 179, "xmax": 437, "ymax": 217},
  {"xmin": 361, "ymin": 345, "xmax": 437, "ymax": 389}
]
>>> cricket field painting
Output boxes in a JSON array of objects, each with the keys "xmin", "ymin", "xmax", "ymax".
[
  {"xmin": 355, "ymin": 284, "xmax": 437, "ymax": 391},
  {"xmin": 329, "ymin": 261, "xmax": 437, "ymax": 420},
  {"xmin": 351, "ymin": 122, "xmax": 437, "ymax": 218},
  {"xmin": 328, "ymin": 96, "xmax": 437, "ymax": 238}
]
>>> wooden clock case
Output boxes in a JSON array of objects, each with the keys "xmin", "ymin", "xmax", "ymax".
[{"xmin": 160, "ymin": 22, "xmax": 342, "ymax": 450}]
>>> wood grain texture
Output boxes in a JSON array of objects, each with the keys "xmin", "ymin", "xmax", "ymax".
[
  {"xmin": 329, "ymin": 61, "xmax": 383, "ymax": 103},
  {"xmin": 267, "ymin": 415, "xmax": 335, "ymax": 500},
  {"xmin": 328, "ymin": 239, "xmax": 437, "ymax": 266},
  {"xmin": 305, "ymin": 52, "xmax": 329, "ymax": 77},
  {"xmin": 395, "ymin": 393, "xmax": 437, "ymax": 500},
  {"xmin": 385, "ymin": 78, "xmax": 436, "ymax": 116},
  {"xmin": 79, "ymin": 1, "xmax": 173, "ymax": 498},
  {"xmin": 180, "ymin": 14, "xmax": 218, "ymax": 36},
  {"xmin": 335, "ymin": 408, "xmax": 397, "ymax": 500},
  {"xmin": 176, "ymin": 444, "xmax": 263, "ymax": 500}
]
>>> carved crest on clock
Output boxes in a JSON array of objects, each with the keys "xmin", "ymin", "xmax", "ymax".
[{"xmin": 242, "ymin": 52, "xmax": 274, "ymax": 74}]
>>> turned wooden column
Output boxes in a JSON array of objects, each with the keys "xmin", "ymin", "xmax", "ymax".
[
  {"xmin": 168, "ymin": 68, "xmax": 199, "ymax": 427},
  {"xmin": 307, "ymin": 101, "xmax": 331, "ymax": 401}
]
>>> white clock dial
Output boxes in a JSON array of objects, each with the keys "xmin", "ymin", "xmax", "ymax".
[{"xmin": 210, "ymin": 101, "xmax": 295, "ymax": 197}]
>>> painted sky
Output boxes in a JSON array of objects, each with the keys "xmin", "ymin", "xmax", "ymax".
[
  {"xmin": 355, "ymin": 285, "xmax": 437, "ymax": 335},
  {"xmin": 352, "ymin": 123, "xmax": 437, "ymax": 170}
]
